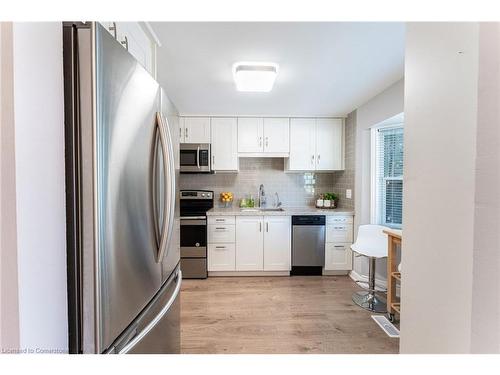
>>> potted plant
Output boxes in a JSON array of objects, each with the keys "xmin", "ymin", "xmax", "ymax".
[{"xmin": 323, "ymin": 193, "xmax": 339, "ymax": 209}]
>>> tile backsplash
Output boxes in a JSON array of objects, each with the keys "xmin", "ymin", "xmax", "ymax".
[{"xmin": 180, "ymin": 158, "xmax": 336, "ymax": 208}]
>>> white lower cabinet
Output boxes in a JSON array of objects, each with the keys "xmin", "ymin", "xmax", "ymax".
[
  {"xmin": 324, "ymin": 216, "xmax": 354, "ymax": 272},
  {"xmin": 208, "ymin": 215, "xmax": 292, "ymax": 273},
  {"xmin": 235, "ymin": 216, "xmax": 264, "ymax": 271},
  {"xmin": 263, "ymin": 216, "xmax": 291, "ymax": 271},
  {"xmin": 208, "ymin": 244, "xmax": 235, "ymax": 271},
  {"xmin": 325, "ymin": 243, "xmax": 352, "ymax": 271}
]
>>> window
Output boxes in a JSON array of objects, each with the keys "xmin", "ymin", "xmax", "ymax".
[{"xmin": 373, "ymin": 125, "xmax": 404, "ymax": 228}]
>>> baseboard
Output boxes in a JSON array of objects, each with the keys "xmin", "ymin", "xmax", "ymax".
[
  {"xmin": 322, "ymin": 270, "xmax": 350, "ymax": 276},
  {"xmin": 208, "ymin": 271, "xmax": 290, "ymax": 277},
  {"xmin": 349, "ymin": 270, "xmax": 401, "ymax": 295},
  {"xmin": 349, "ymin": 269, "xmax": 387, "ymax": 291}
]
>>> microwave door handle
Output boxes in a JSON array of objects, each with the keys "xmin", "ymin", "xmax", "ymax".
[{"xmin": 196, "ymin": 146, "xmax": 200, "ymax": 169}]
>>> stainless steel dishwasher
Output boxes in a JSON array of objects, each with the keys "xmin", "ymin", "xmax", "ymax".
[{"xmin": 291, "ymin": 215, "xmax": 326, "ymax": 275}]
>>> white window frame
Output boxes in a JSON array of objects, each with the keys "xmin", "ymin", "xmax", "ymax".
[{"xmin": 370, "ymin": 122, "xmax": 404, "ymax": 227}]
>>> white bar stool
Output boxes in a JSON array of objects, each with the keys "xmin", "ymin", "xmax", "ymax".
[{"xmin": 351, "ymin": 224, "xmax": 390, "ymax": 313}]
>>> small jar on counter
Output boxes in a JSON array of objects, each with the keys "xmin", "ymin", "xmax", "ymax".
[{"xmin": 316, "ymin": 194, "xmax": 324, "ymax": 208}]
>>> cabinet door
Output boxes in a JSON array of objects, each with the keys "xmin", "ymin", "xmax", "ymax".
[
  {"xmin": 263, "ymin": 118, "xmax": 289, "ymax": 154},
  {"xmin": 183, "ymin": 117, "xmax": 211, "ymax": 143},
  {"xmin": 178, "ymin": 117, "xmax": 185, "ymax": 143},
  {"xmin": 100, "ymin": 22, "xmax": 155, "ymax": 77},
  {"xmin": 237, "ymin": 118, "xmax": 264, "ymax": 153},
  {"xmin": 325, "ymin": 243, "xmax": 352, "ymax": 271},
  {"xmin": 288, "ymin": 118, "xmax": 316, "ymax": 170},
  {"xmin": 263, "ymin": 216, "xmax": 291, "ymax": 271},
  {"xmin": 208, "ymin": 244, "xmax": 236, "ymax": 271},
  {"xmin": 211, "ymin": 117, "xmax": 238, "ymax": 171},
  {"xmin": 235, "ymin": 216, "xmax": 264, "ymax": 271},
  {"xmin": 315, "ymin": 118, "xmax": 343, "ymax": 171}
]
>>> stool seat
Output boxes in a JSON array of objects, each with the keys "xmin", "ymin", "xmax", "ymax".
[{"xmin": 350, "ymin": 224, "xmax": 389, "ymax": 258}]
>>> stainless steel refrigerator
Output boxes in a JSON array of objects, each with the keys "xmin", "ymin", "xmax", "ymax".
[{"xmin": 63, "ymin": 22, "xmax": 181, "ymax": 354}]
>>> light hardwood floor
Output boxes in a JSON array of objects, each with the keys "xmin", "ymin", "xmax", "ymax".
[{"xmin": 180, "ymin": 276, "xmax": 399, "ymax": 354}]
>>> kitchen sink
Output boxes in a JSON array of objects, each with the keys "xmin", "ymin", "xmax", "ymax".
[{"xmin": 240, "ymin": 207, "xmax": 285, "ymax": 212}]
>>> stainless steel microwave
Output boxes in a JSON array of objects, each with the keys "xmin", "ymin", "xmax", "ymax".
[{"xmin": 180, "ymin": 143, "xmax": 212, "ymax": 173}]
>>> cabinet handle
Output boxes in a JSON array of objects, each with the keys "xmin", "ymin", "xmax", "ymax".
[
  {"xmin": 121, "ymin": 35, "xmax": 129, "ymax": 51},
  {"xmin": 212, "ymin": 155, "xmax": 215, "ymax": 166},
  {"xmin": 215, "ymin": 219, "xmax": 224, "ymax": 222},
  {"xmin": 334, "ymin": 245, "xmax": 345, "ymax": 248},
  {"xmin": 266, "ymin": 222, "xmax": 269, "ymax": 232},
  {"xmin": 215, "ymin": 227, "xmax": 227, "ymax": 230},
  {"xmin": 109, "ymin": 22, "xmax": 117, "ymax": 40},
  {"xmin": 259, "ymin": 136, "xmax": 263, "ymax": 147},
  {"xmin": 215, "ymin": 246, "xmax": 226, "ymax": 249},
  {"xmin": 259, "ymin": 222, "xmax": 262, "ymax": 232},
  {"xmin": 317, "ymin": 154, "xmax": 321, "ymax": 165},
  {"xmin": 265, "ymin": 137, "xmax": 269, "ymax": 148},
  {"xmin": 311, "ymin": 154, "xmax": 315, "ymax": 165},
  {"xmin": 185, "ymin": 127, "xmax": 188, "ymax": 139},
  {"xmin": 179, "ymin": 127, "xmax": 182, "ymax": 140}
]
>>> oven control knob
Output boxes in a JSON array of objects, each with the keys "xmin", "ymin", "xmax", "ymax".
[
  {"xmin": 201, "ymin": 193, "xmax": 206, "ymax": 197},
  {"xmin": 195, "ymin": 243, "xmax": 200, "ymax": 247}
]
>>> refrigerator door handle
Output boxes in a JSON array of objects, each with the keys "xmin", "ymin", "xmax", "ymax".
[
  {"xmin": 118, "ymin": 270, "xmax": 182, "ymax": 354},
  {"xmin": 156, "ymin": 112, "xmax": 176, "ymax": 263},
  {"xmin": 163, "ymin": 113, "xmax": 176, "ymax": 257},
  {"xmin": 151, "ymin": 129, "xmax": 160, "ymax": 247},
  {"xmin": 154, "ymin": 112, "xmax": 171, "ymax": 263}
]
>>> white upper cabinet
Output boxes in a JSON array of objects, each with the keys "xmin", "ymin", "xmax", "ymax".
[
  {"xmin": 180, "ymin": 117, "xmax": 211, "ymax": 144},
  {"xmin": 99, "ymin": 22, "xmax": 156, "ymax": 77},
  {"xmin": 287, "ymin": 118, "xmax": 316, "ymax": 170},
  {"xmin": 237, "ymin": 118, "xmax": 264, "ymax": 153},
  {"xmin": 263, "ymin": 216, "xmax": 291, "ymax": 271},
  {"xmin": 315, "ymin": 119, "xmax": 343, "ymax": 171},
  {"xmin": 211, "ymin": 117, "xmax": 238, "ymax": 171},
  {"xmin": 263, "ymin": 118, "xmax": 290, "ymax": 154},
  {"xmin": 238, "ymin": 117, "xmax": 290, "ymax": 156},
  {"xmin": 235, "ymin": 216, "xmax": 264, "ymax": 271},
  {"xmin": 287, "ymin": 118, "xmax": 344, "ymax": 172}
]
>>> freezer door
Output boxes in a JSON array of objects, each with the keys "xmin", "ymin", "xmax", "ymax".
[
  {"xmin": 95, "ymin": 24, "xmax": 164, "ymax": 351},
  {"xmin": 112, "ymin": 267, "xmax": 181, "ymax": 354}
]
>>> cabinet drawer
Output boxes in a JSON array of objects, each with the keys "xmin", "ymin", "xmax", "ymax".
[
  {"xmin": 208, "ymin": 244, "xmax": 235, "ymax": 271},
  {"xmin": 208, "ymin": 224, "xmax": 235, "ymax": 243},
  {"xmin": 326, "ymin": 215, "xmax": 353, "ymax": 225},
  {"xmin": 208, "ymin": 216, "xmax": 236, "ymax": 225},
  {"xmin": 326, "ymin": 224, "xmax": 353, "ymax": 243},
  {"xmin": 325, "ymin": 242, "xmax": 353, "ymax": 271}
]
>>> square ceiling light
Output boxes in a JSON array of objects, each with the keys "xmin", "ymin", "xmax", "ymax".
[{"xmin": 232, "ymin": 62, "xmax": 279, "ymax": 92}]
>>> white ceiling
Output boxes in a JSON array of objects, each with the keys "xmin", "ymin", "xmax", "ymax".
[{"xmin": 151, "ymin": 22, "xmax": 405, "ymax": 117}]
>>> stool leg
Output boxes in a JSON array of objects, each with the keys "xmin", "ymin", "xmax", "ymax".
[
  {"xmin": 352, "ymin": 256, "xmax": 387, "ymax": 313},
  {"xmin": 368, "ymin": 257, "xmax": 376, "ymax": 294}
]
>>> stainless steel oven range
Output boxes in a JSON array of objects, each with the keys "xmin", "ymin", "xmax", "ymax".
[{"xmin": 180, "ymin": 190, "xmax": 214, "ymax": 278}]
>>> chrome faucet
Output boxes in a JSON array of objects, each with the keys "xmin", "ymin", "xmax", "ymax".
[
  {"xmin": 258, "ymin": 184, "xmax": 267, "ymax": 208},
  {"xmin": 274, "ymin": 192, "xmax": 282, "ymax": 208}
]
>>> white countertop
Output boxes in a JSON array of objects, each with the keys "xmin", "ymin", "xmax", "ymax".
[{"xmin": 206, "ymin": 206, "xmax": 354, "ymax": 216}]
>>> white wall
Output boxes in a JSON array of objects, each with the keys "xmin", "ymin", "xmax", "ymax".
[
  {"xmin": 0, "ymin": 21, "xmax": 21, "ymax": 352},
  {"xmin": 401, "ymin": 23, "xmax": 479, "ymax": 353},
  {"xmin": 470, "ymin": 23, "xmax": 500, "ymax": 353},
  {"xmin": 12, "ymin": 22, "xmax": 68, "ymax": 353},
  {"xmin": 351, "ymin": 79, "xmax": 404, "ymax": 283}
]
